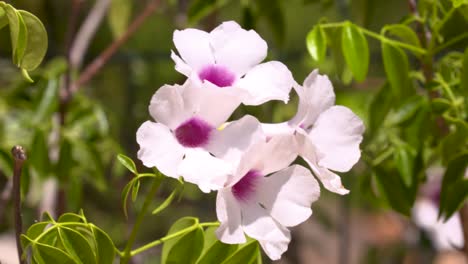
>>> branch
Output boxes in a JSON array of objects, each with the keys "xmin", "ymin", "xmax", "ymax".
[
  {"xmin": 11, "ymin": 146, "xmax": 26, "ymax": 264},
  {"xmin": 70, "ymin": 0, "xmax": 112, "ymax": 70},
  {"xmin": 70, "ymin": 0, "xmax": 161, "ymax": 94}
]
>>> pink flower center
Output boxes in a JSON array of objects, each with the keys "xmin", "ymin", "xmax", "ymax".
[
  {"xmin": 198, "ymin": 64, "xmax": 235, "ymax": 87},
  {"xmin": 175, "ymin": 117, "xmax": 213, "ymax": 148},
  {"xmin": 232, "ymin": 170, "xmax": 262, "ymax": 202}
]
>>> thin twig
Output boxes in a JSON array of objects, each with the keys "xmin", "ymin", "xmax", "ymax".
[
  {"xmin": 11, "ymin": 146, "xmax": 26, "ymax": 264},
  {"xmin": 70, "ymin": 0, "xmax": 112, "ymax": 70},
  {"xmin": 70, "ymin": 0, "xmax": 161, "ymax": 94},
  {"xmin": 460, "ymin": 204, "xmax": 468, "ymax": 258}
]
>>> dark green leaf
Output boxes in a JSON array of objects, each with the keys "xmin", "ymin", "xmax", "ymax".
[
  {"xmin": 394, "ymin": 145, "xmax": 416, "ymax": 186},
  {"xmin": 33, "ymin": 78, "xmax": 59, "ymax": 124},
  {"xmin": 382, "ymin": 24, "xmax": 421, "ymax": 48},
  {"xmin": 56, "ymin": 138, "xmax": 75, "ymax": 183},
  {"xmin": 439, "ymin": 152, "xmax": 468, "ymax": 219},
  {"xmin": 17, "ymin": 10, "xmax": 48, "ymax": 70},
  {"xmin": 91, "ymin": 225, "xmax": 116, "ymax": 264},
  {"xmin": 439, "ymin": 179, "xmax": 468, "ymax": 220},
  {"xmin": 368, "ymin": 83, "xmax": 393, "ymax": 135},
  {"xmin": 441, "ymin": 120, "xmax": 468, "ymax": 164},
  {"xmin": 254, "ymin": 0, "xmax": 285, "ymax": 46},
  {"xmin": 117, "ymin": 154, "xmax": 137, "ymax": 174},
  {"xmin": 131, "ymin": 179, "xmax": 140, "ymax": 202},
  {"xmin": 381, "ymin": 42, "xmax": 412, "ymax": 99},
  {"xmin": 387, "ymin": 96, "xmax": 425, "ymax": 126},
  {"xmin": 221, "ymin": 240, "xmax": 260, "ymax": 264},
  {"xmin": 341, "ymin": 22, "xmax": 369, "ymax": 82},
  {"xmin": 58, "ymin": 227, "xmax": 96, "ymax": 264},
  {"xmin": 165, "ymin": 227, "xmax": 204, "ymax": 264},
  {"xmin": 306, "ymin": 25, "xmax": 327, "ymax": 63},
  {"xmin": 33, "ymin": 242, "xmax": 75, "ymax": 264},
  {"xmin": 162, "ymin": 217, "xmax": 199, "ymax": 263},
  {"xmin": 431, "ymin": 98, "xmax": 452, "ymax": 114}
]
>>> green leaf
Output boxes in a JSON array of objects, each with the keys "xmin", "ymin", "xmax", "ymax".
[
  {"xmin": 58, "ymin": 227, "xmax": 96, "ymax": 264},
  {"xmin": 3, "ymin": 4, "xmax": 26, "ymax": 65},
  {"xmin": 381, "ymin": 42, "xmax": 412, "ymax": 99},
  {"xmin": 17, "ymin": 10, "xmax": 48, "ymax": 70},
  {"xmin": 108, "ymin": 0, "xmax": 132, "ymax": 39},
  {"xmin": 165, "ymin": 227, "xmax": 204, "ymax": 264},
  {"xmin": 368, "ymin": 83, "xmax": 393, "ymax": 135},
  {"xmin": 58, "ymin": 213, "xmax": 85, "ymax": 223},
  {"xmin": 373, "ymin": 166, "xmax": 415, "ymax": 216},
  {"xmin": 197, "ymin": 227, "xmax": 238, "ymax": 264},
  {"xmin": 91, "ymin": 226, "xmax": 116, "ymax": 264},
  {"xmin": 121, "ymin": 173, "xmax": 156, "ymax": 218},
  {"xmin": 221, "ymin": 240, "xmax": 260, "ymax": 264},
  {"xmin": 117, "ymin": 154, "xmax": 137, "ymax": 174},
  {"xmin": 382, "ymin": 24, "xmax": 421, "ymax": 48},
  {"xmin": 33, "ymin": 242, "xmax": 76, "ymax": 264},
  {"xmin": 461, "ymin": 47, "xmax": 468, "ymax": 98},
  {"xmin": 30, "ymin": 128, "xmax": 50, "ymax": 178},
  {"xmin": 341, "ymin": 22, "xmax": 369, "ymax": 82},
  {"xmin": 431, "ymin": 98, "xmax": 452, "ymax": 114},
  {"xmin": 393, "ymin": 145, "xmax": 416, "ymax": 187},
  {"xmin": 451, "ymin": 0, "xmax": 468, "ymax": 8},
  {"xmin": 162, "ymin": 217, "xmax": 199, "ymax": 263},
  {"xmin": 306, "ymin": 25, "xmax": 327, "ymax": 63},
  {"xmin": 56, "ymin": 138, "xmax": 75, "ymax": 183},
  {"xmin": 439, "ymin": 152, "xmax": 468, "ymax": 220},
  {"xmin": 440, "ymin": 120, "xmax": 468, "ymax": 164},
  {"xmin": 0, "ymin": 7, "xmax": 8, "ymax": 29}
]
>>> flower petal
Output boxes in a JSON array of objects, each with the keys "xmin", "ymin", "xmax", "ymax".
[
  {"xmin": 241, "ymin": 202, "xmax": 291, "ymax": 260},
  {"xmin": 208, "ymin": 115, "xmax": 265, "ymax": 163},
  {"xmin": 300, "ymin": 70, "xmax": 336, "ymax": 128},
  {"xmin": 178, "ymin": 149, "xmax": 232, "ymax": 193},
  {"xmin": 210, "ymin": 21, "xmax": 267, "ymax": 76},
  {"xmin": 309, "ymin": 105, "xmax": 364, "ymax": 172},
  {"xmin": 149, "ymin": 84, "xmax": 190, "ymax": 129},
  {"xmin": 297, "ymin": 131, "xmax": 349, "ymax": 195},
  {"xmin": 173, "ymin": 28, "xmax": 214, "ymax": 71},
  {"xmin": 215, "ymin": 189, "xmax": 246, "ymax": 244},
  {"xmin": 181, "ymin": 79, "xmax": 245, "ymax": 126},
  {"xmin": 258, "ymin": 165, "xmax": 320, "ymax": 227},
  {"xmin": 261, "ymin": 122, "xmax": 295, "ymax": 138},
  {"xmin": 237, "ymin": 61, "xmax": 294, "ymax": 105},
  {"xmin": 171, "ymin": 51, "xmax": 192, "ymax": 77},
  {"xmin": 136, "ymin": 121, "xmax": 185, "ymax": 177},
  {"xmin": 259, "ymin": 135, "xmax": 298, "ymax": 176}
]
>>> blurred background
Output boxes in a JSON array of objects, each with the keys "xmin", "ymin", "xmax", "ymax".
[{"xmin": 0, "ymin": 0, "xmax": 467, "ymax": 263}]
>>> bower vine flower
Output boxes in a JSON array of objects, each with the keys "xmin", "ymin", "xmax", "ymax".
[
  {"xmin": 183, "ymin": 117, "xmax": 320, "ymax": 260},
  {"xmin": 171, "ymin": 20, "xmax": 294, "ymax": 105},
  {"xmin": 263, "ymin": 70, "xmax": 365, "ymax": 194},
  {"xmin": 136, "ymin": 80, "xmax": 265, "ymax": 191}
]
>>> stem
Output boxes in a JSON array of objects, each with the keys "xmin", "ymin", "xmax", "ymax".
[
  {"xmin": 460, "ymin": 203, "xmax": 468, "ymax": 257},
  {"xmin": 11, "ymin": 146, "xmax": 27, "ymax": 264},
  {"xmin": 320, "ymin": 22, "xmax": 427, "ymax": 55},
  {"xmin": 70, "ymin": 0, "xmax": 161, "ymax": 93},
  {"xmin": 433, "ymin": 32, "xmax": 468, "ymax": 54},
  {"xmin": 130, "ymin": 222, "xmax": 220, "ymax": 256},
  {"xmin": 121, "ymin": 175, "xmax": 163, "ymax": 264}
]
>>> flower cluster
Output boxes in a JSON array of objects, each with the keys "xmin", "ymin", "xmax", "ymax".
[{"xmin": 136, "ymin": 21, "xmax": 365, "ymax": 260}]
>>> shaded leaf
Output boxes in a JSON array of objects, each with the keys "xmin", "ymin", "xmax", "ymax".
[
  {"xmin": 33, "ymin": 242, "xmax": 75, "ymax": 264},
  {"xmin": 221, "ymin": 240, "xmax": 260, "ymax": 264},
  {"xmin": 30, "ymin": 128, "xmax": 50, "ymax": 178},
  {"xmin": 461, "ymin": 47, "xmax": 468, "ymax": 98},
  {"xmin": 198, "ymin": 227, "xmax": 238, "ymax": 264},
  {"xmin": 91, "ymin": 225, "xmax": 116, "ymax": 264},
  {"xmin": 162, "ymin": 217, "xmax": 199, "ymax": 263},
  {"xmin": 368, "ymin": 83, "xmax": 393, "ymax": 135},
  {"xmin": 58, "ymin": 227, "xmax": 96, "ymax": 264},
  {"xmin": 255, "ymin": 0, "xmax": 285, "ymax": 46},
  {"xmin": 439, "ymin": 152, "xmax": 468, "ymax": 220},
  {"xmin": 108, "ymin": 0, "xmax": 132, "ymax": 39},
  {"xmin": 381, "ymin": 42, "xmax": 412, "ymax": 99},
  {"xmin": 341, "ymin": 22, "xmax": 369, "ymax": 81},
  {"xmin": 165, "ymin": 227, "xmax": 204, "ymax": 264},
  {"xmin": 187, "ymin": 0, "xmax": 231, "ymax": 25}
]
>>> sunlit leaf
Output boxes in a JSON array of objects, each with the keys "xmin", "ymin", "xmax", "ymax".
[
  {"xmin": 165, "ymin": 226, "xmax": 204, "ymax": 264},
  {"xmin": 306, "ymin": 25, "xmax": 327, "ymax": 63},
  {"xmin": 198, "ymin": 227, "xmax": 238, "ymax": 264},
  {"xmin": 117, "ymin": 154, "xmax": 138, "ymax": 174},
  {"xmin": 17, "ymin": 10, "xmax": 48, "ymax": 70},
  {"xmin": 33, "ymin": 242, "xmax": 75, "ymax": 264},
  {"xmin": 383, "ymin": 24, "xmax": 420, "ymax": 48},
  {"xmin": 341, "ymin": 22, "xmax": 369, "ymax": 82}
]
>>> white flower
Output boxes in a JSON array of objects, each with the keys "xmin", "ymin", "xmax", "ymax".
[
  {"xmin": 136, "ymin": 82, "xmax": 258, "ymax": 192},
  {"xmin": 262, "ymin": 70, "xmax": 365, "ymax": 194},
  {"xmin": 171, "ymin": 21, "xmax": 294, "ymax": 105},
  {"xmin": 199, "ymin": 122, "xmax": 320, "ymax": 260}
]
